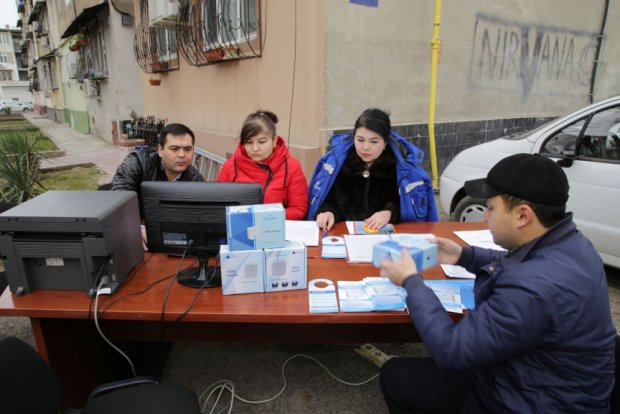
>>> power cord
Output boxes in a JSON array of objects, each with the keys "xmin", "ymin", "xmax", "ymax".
[
  {"xmin": 94, "ymin": 276, "xmax": 138, "ymax": 377},
  {"xmin": 198, "ymin": 353, "xmax": 379, "ymax": 414}
]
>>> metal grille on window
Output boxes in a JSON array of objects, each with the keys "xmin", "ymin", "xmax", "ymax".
[
  {"xmin": 177, "ymin": 0, "xmax": 261, "ymax": 66},
  {"xmin": 134, "ymin": 0, "xmax": 180, "ymax": 73}
]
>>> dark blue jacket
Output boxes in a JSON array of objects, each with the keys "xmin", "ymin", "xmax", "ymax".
[
  {"xmin": 306, "ymin": 132, "xmax": 438, "ymax": 222},
  {"xmin": 402, "ymin": 214, "xmax": 615, "ymax": 412}
]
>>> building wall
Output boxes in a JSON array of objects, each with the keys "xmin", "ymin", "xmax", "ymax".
[
  {"xmin": 0, "ymin": 29, "xmax": 31, "ymax": 102},
  {"xmin": 138, "ymin": 0, "xmax": 324, "ymax": 175},
  {"xmin": 86, "ymin": 6, "xmax": 142, "ymax": 142},
  {"xmin": 594, "ymin": 0, "xmax": 620, "ymax": 97},
  {"xmin": 322, "ymin": 0, "xmax": 620, "ymax": 179},
  {"xmin": 59, "ymin": 41, "xmax": 90, "ymax": 134},
  {"xmin": 324, "ymin": 0, "xmax": 618, "ymax": 128}
]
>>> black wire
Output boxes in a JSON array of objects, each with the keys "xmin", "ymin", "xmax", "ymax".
[
  {"xmin": 98, "ymin": 252, "xmax": 158, "ymax": 313},
  {"xmin": 87, "ymin": 260, "xmax": 108, "ymax": 321}
]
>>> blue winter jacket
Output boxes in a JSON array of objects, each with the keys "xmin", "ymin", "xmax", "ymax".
[
  {"xmin": 402, "ymin": 214, "xmax": 616, "ymax": 412},
  {"xmin": 306, "ymin": 132, "xmax": 438, "ymax": 222}
]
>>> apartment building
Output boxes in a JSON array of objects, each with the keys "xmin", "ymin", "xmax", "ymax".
[{"xmin": 0, "ymin": 26, "xmax": 31, "ymax": 103}]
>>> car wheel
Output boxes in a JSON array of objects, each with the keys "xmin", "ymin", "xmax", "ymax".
[
  {"xmin": 23, "ymin": 108, "xmax": 29, "ymax": 112},
  {"xmin": 452, "ymin": 196, "xmax": 486, "ymax": 222}
]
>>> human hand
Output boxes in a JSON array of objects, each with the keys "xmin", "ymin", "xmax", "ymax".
[
  {"xmin": 380, "ymin": 249, "xmax": 419, "ymax": 286},
  {"xmin": 316, "ymin": 211, "xmax": 335, "ymax": 232},
  {"xmin": 433, "ymin": 237, "xmax": 462, "ymax": 265},
  {"xmin": 364, "ymin": 210, "xmax": 392, "ymax": 230}
]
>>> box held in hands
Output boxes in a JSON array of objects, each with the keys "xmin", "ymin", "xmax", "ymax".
[
  {"xmin": 372, "ymin": 236, "xmax": 437, "ymax": 271},
  {"xmin": 225, "ymin": 203, "xmax": 285, "ymax": 251}
]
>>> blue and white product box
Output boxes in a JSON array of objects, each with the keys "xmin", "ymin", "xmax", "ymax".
[
  {"xmin": 219, "ymin": 245, "xmax": 265, "ymax": 295},
  {"xmin": 371, "ymin": 235, "xmax": 438, "ymax": 271},
  {"xmin": 226, "ymin": 203, "xmax": 285, "ymax": 251},
  {"xmin": 264, "ymin": 240, "xmax": 307, "ymax": 292}
]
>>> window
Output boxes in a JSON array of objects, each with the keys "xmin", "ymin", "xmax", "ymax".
[
  {"xmin": 0, "ymin": 70, "xmax": 12, "ymax": 81},
  {"xmin": 77, "ymin": 24, "xmax": 107, "ymax": 79},
  {"xmin": 156, "ymin": 28, "xmax": 177, "ymax": 61},
  {"xmin": 542, "ymin": 106, "xmax": 620, "ymax": 161},
  {"xmin": 0, "ymin": 34, "xmax": 8, "ymax": 45},
  {"xmin": 201, "ymin": 0, "xmax": 257, "ymax": 50},
  {"xmin": 36, "ymin": 59, "xmax": 58, "ymax": 90},
  {"xmin": 0, "ymin": 52, "xmax": 7, "ymax": 63}
]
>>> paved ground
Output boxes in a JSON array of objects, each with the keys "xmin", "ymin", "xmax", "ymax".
[{"xmin": 2, "ymin": 114, "xmax": 620, "ymax": 412}]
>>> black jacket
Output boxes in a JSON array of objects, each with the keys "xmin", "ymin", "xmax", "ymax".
[
  {"xmin": 316, "ymin": 147, "xmax": 400, "ymax": 222},
  {"xmin": 111, "ymin": 149, "xmax": 203, "ymax": 215}
]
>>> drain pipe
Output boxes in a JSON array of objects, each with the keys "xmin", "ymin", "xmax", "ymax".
[
  {"xmin": 427, "ymin": 0, "xmax": 442, "ymax": 189},
  {"xmin": 589, "ymin": 0, "xmax": 610, "ymax": 104}
]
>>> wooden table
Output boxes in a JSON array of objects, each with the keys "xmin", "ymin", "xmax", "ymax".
[{"xmin": 0, "ymin": 221, "xmax": 486, "ymax": 405}]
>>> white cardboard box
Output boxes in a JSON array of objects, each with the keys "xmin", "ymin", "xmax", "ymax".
[
  {"xmin": 264, "ymin": 240, "xmax": 307, "ymax": 292},
  {"xmin": 225, "ymin": 203, "xmax": 285, "ymax": 251},
  {"xmin": 220, "ymin": 245, "xmax": 265, "ymax": 295}
]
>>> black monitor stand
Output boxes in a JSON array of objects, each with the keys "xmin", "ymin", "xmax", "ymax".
[{"xmin": 176, "ymin": 253, "xmax": 221, "ymax": 288}]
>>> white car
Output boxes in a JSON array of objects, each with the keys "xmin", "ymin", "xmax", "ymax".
[
  {"xmin": 0, "ymin": 100, "xmax": 32, "ymax": 113},
  {"xmin": 440, "ymin": 95, "xmax": 620, "ymax": 267}
]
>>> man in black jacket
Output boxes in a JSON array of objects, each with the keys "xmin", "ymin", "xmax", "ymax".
[{"xmin": 112, "ymin": 123, "xmax": 203, "ymax": 194}]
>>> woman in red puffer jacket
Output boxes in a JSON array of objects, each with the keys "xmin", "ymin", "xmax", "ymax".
[{"xmin": 217, "ymin": 110, "xmax": 308, "ymax": 220}]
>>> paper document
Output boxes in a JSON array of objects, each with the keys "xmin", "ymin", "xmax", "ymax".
[
  {"xmin": 308, "ymin": 279, "xmax": 339, "ymax": 313},
  {"xmin": 337, "ymin": 278, "xmax": 407, "ymax": 312},
  {"xmin": 424, "ymin": 280, "xmax": 475, "ymax": 314},
  {"xmin": 344, "ymin": 234, "xmax": 390, "ymax": 263},
  {"xmin": 454, "ymin": 230, "xmax": 505, "ymax": 251},
  {"xmin": 285, "ymin": 220, "xmax": 320, "ymax": 247},
  {"xmin": 321, "ymin": 236, "xmax": 347, "ymax": 259},
  {"xmin": 441, "ymin": 264, "xmax": 476, "ymax": 279}
]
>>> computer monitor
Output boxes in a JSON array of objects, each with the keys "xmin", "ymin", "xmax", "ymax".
[{"xmin": 141, "ymin": 181, "xmax": 263, "ymax": 288}]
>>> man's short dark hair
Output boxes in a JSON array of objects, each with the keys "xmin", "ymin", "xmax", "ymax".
[
  {"xmin": 159, "ymin": 123, "xmax": 195, "ymax": 147},
  {"xmin": 501, "ymin": 194, "xmax": 566, "ymax": 228}
]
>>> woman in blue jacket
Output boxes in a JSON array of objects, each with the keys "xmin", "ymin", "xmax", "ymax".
[{"xmin": 307, "ymin": 108, "xmax": 437, "ymax": 231}]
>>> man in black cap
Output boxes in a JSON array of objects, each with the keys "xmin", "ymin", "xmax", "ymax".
[{"xmin": 379, "ymin": 153, "xmax": 615, "ymax": 413}]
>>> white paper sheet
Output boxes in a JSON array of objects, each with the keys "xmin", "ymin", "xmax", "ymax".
[
  {"xmin": 441, "ymin": 264, "xmax": 476, "ymax": 279},
  {"xmin": 343, "ymin": 234, "xmax": 390, "ymax": 263},
  {"xmin": 285, "ymin": 220, "xmax": 320, "ymax": 247},
  {"xmin": 453, "ymin": 230, "xmax": 505, "ymax": 251}
]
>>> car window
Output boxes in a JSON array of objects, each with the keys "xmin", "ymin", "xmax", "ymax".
[
  {"xmin": 541, "ymin": 118, "xmax": 586, "ymax": 156},
  {"xmin": 541, "ymin": 105, "xmax": 620, "ymax": 161}
]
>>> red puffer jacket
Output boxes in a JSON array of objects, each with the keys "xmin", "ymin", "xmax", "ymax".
[{"xmin": 217, "ymin": 136, "xmax": 308, "ymax": 220}]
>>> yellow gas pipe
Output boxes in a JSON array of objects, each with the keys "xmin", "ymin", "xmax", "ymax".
[{"xmin": 428, "ymin": 0, "xmax": 442, "ymax": 189}]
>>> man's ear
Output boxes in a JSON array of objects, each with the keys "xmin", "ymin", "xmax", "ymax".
[
  {"xmin": 157, "ymin": 144, "xmax": 164, "ymax": 155},
  {"xmin": 515, "ymin": 204, "xmax": 534, "ymax": 228}
]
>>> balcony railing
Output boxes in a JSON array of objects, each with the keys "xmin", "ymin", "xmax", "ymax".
[{"xmin": 193, "ymin": 147, "xmax": 225, "ymax": 181}]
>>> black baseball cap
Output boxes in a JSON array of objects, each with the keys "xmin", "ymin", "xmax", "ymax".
[{"xmin": 464, "ymin": 153, "xmax": 569, "ymax": 206}]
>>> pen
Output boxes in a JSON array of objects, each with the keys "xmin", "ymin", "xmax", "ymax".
[{"xmin": 322, "ymin": 229, "xmax": 328, "ymax": 239}]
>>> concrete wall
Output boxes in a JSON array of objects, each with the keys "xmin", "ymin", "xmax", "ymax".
[
  {"xmin": 594, "ymin": 0, "xmax": 620, "ymax": 99},
  {"xmin": 323, "ymin": 0, "xmax": 619, "ymax": 130},
  {"xmin": 86, "ymin": 6, "xmax": 142, "ymax": 141}
]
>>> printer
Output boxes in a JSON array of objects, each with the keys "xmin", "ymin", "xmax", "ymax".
[{"xmin": 0, "ymin": 191, "xmax": 144, "ymax": 296}]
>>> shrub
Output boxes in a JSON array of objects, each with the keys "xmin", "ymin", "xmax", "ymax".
[{"xmin": 0, "ymin": 132, "xmax": 46, "ymax": 203}]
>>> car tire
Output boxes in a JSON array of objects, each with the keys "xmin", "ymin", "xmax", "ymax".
[
  {"xmin": 23, "ymin": 108, "xmax": 29, "ymax": 112},
  {"xmin": 452, "ymin": 196, "xmax": 486, "ymax": 222}
]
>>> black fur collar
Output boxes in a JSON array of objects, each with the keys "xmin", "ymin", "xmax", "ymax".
[{"xmin": 341, "ymin": 147, "xmax": 396, "ymax": 178}]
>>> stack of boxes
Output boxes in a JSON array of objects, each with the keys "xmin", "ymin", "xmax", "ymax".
[{"xmin": 220, "ymin": 204, "xmax": 307, "ymax": 295}]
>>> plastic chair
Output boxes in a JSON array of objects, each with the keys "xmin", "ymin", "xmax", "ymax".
[{"xmin": 0, "ymin": 336, "xmax": 201, "ymax": 414}]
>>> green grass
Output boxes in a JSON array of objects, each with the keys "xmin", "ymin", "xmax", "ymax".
[
  {"xmin": 40, "ymin": 165, "xmax": 105, "ymax": 190},
  {"xmin": 0, "ymin": 131, "xmax": 58, "ymax": 151},
  {"xmin": 0, "ymin": 119, "xmax": 32, "ymax": 128}
]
